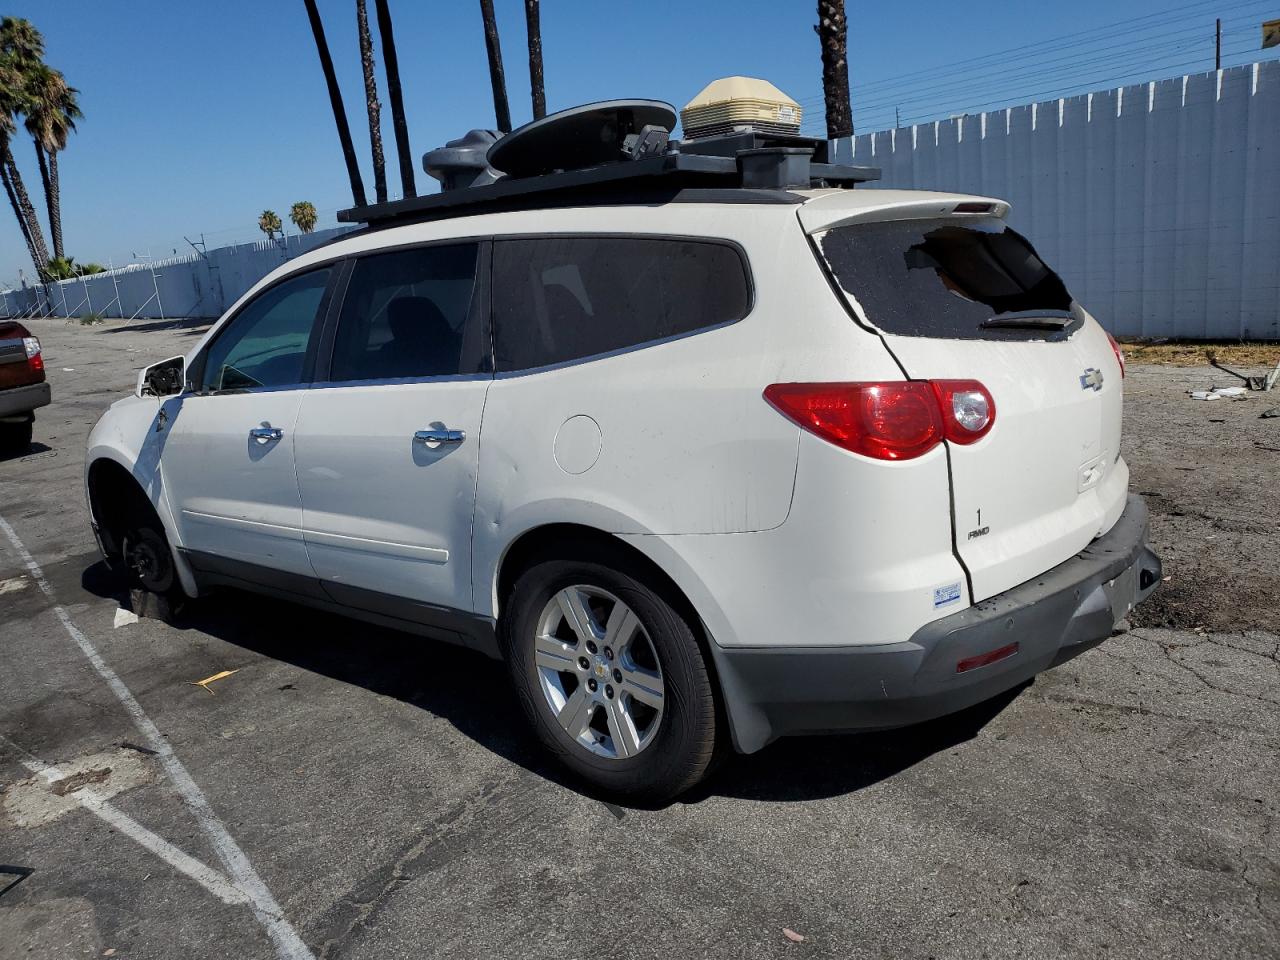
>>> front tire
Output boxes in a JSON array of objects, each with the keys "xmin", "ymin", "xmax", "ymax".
[
  {"xmin": 121, "ymin": 519, "xmax": 184, "ymax": 624},
  {"xmin": 502, "ymin": 544, "xmax": 718, "ymax": 803}
]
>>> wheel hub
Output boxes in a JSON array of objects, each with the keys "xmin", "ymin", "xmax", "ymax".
[{"xmin": 532, "ymin": 584, "xmax": 666, "ymax": 760}]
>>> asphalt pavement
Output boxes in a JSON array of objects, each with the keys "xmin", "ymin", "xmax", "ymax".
[{"xmin": 1, "ymin": 316, "xmax": 1276, "ymax": 960}]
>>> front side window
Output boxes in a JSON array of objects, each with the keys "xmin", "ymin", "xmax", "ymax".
[
  {"xmin": 817, "ymin": 218, "xmax": 1076, "ymax": 340},
  {"xmin": 201, "ymin": 268, "xmax": 331, "ymax": 391},
  {"xmin": 328, "ymin": 243, "xmax": 481, "ymax": 382},
  {"xmin": 492, "ymin": 236, "xmax": 751, "ymax": 372}
]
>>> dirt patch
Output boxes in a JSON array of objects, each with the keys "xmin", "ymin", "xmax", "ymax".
[
  {"xmin": 1123, "ymin": 364, "xmax": 1280, "ymax": 632},
  {"xmin": 50, "ymin": 767, "xmax": 112, "ymax": 797},
  {"xmin": 3, "ymin": 749, "xmax": 154, "ymax": 828},
  {"xmin": 1119, "ymin": 340, "xmax": 1280, "ymax": 368}
]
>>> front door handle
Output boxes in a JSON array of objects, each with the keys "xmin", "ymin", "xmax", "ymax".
[
  {"xmin": 249, "ymin": 426, "xmax": 284, "ymax": 445},
  {"xmin": 414, "ymin": 429, "xmax": 465, "ymax": 446}
]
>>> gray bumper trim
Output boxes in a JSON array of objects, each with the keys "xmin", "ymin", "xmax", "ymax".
[
  {"xmin": 709, "ymin": 494, "xmax": 1162, "ymax": 753},
  {"xmin": 0, "ymin": 381, "xmax": 50, "ymax": 419}
]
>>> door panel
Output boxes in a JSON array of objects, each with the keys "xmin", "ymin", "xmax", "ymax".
[
  {"xmin": 295, "ymin": 241, "xmax": 489, "ymax": 613},
  {"xmin": 295, "ymin": 379, "xmax": 489, "ymax": 608},
  {"xmin": 161, "ymin": 267, "xmax": 333, "ymax": 580},
  {"xmin": 163, "ymin": 391, "xmax": 312, "ymax": 576}
]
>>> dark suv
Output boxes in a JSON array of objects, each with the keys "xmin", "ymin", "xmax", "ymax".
[{"xmin": 0, "ymin": 320, "xmax": 49, "ymax": 452}]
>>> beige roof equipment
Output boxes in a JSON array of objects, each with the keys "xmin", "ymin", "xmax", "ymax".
[{"xmin": 680, "ymin": 77, "xmax": 803, "ymax": 140}]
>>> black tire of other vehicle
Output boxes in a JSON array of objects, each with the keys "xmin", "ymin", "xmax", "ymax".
[
  {"xmin": 121, "ymin": 521, "xmax": 183, "ymax": 624},
  {"xmin": 502, "ymin": 543, "xmax": 718, "ymax": 803},
  {"xmin": 0, "ymin": 418, "xmax": 33, "ymax": 454}
]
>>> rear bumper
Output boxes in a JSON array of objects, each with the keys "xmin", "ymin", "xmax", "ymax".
[
  {"xmin": 709, "ymin": 494, "xmax": 1162, "ymax": 753},
  {"xmin": 0, "ymin": 381, "xmax": 50, "ymax": 419}
]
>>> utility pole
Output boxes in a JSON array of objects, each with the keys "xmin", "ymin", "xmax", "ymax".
[{"xmin": 1215, "ymin": 18, "xmax": 1222, "ymax": 70}]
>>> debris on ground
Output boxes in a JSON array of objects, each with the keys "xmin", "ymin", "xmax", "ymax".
[
  {"xmin": 1261, "ymin": 407, "xmax": 1280, "ymax": 419},
  {"xmin": 0, "ymin": 576, "xmax": 28, "ymax": 596},
  {"xmin": 1207, "ymin": 351, "xmax": 1280, "ymax": 391},
  {"xmin": 50, "ymin": 767, "xmax": 112, "ymax": 797},
  {"xmin": 189, "ymin": 669, "xmax": 239, "ymax": 694},
  {"xmin": 782, "ymin": 928, "xmax": 806, "ymax": 943},
  {"xmin": 1189, "ymin": 386, "xmax": 1250, "ymax": 401},
  {"xmin": 113, "ymin": 607, "xmax": 140, "ymax": 628}
]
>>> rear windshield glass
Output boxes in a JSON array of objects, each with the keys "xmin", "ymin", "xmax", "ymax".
[{"xmin": 818, "ymin": 218, "xmax": 1078, "ymax": 340}]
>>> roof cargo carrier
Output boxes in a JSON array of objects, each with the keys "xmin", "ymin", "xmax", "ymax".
[{"xmin": 339, "ymin": 93, "xmax": 880, "ymax": 227}]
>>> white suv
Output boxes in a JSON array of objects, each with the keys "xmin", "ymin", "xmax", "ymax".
[{"xmin": 86, "ymin": 129, "xmax": 1161, "ymax": 800}]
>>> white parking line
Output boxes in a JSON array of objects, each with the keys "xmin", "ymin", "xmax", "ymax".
[
  {"xmin": 0, "ymin": 515, "xmax": 316, "ymax": 960},
  {"xmin": 1, "ymin": 740, "xmax": 251, "ymax": 907}
]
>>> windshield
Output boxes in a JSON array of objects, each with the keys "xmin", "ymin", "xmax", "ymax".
[{"xmin": 817, "ymin": 217, "xmax": 1080, "ymax": 341}]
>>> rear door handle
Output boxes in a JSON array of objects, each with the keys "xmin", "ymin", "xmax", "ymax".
[
  {"xmin": 249, "ymin": 426, "xmax": 284, "ymax": 445},
  {"xmin": 414, "ymin": 429, "xmax": 465, "ymax": 446}
]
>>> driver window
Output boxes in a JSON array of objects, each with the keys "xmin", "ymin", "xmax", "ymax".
[{"xmin": 201, "ymin": 268, "xmax": 331, "ymax": 392}]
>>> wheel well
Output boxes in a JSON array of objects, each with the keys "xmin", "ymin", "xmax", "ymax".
[
  {"xmin": 497, "ymin": 524, "xmax": 701, "ymax": 630},
  {"xmin": 87, "ymin": 459, "xmax": 159, "ymax": 560},
  {"xmin": 495, "ymin": 522, "xmax": 730, "ymax": 745}
]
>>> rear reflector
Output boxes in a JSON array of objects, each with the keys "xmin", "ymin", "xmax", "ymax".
[
  {"xmin": 956, "ymin": 642, "xmax": 1019, "ymax": 674},
  {"xmin": 763, "ymin": 379, "xmax": 995, "ymax": 460}
]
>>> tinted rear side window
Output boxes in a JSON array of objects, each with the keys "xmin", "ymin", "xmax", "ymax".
[
  {"xmin": 329, "ymin": 243, "xmax": 482, "ymax": 382},
  {"xmin": 492, "ymin": 236, "xmax": 750, "ymax": 371},
  {"xmin": 818, "ymin": 218, "xmax": 1077, "ymax": 340}
]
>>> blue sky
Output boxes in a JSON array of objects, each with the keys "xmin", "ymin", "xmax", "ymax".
[{"xmin": 3, "ymin": 0, "xmax": 1277, "ymax": 285}]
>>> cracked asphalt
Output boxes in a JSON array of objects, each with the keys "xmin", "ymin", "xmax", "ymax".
[{"xmin": 1, "ymin": 317, "xmax": 1277, "ymax": 960}]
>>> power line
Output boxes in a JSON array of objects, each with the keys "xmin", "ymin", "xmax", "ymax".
[
  {"xmin": 797, "ymin": 1, "xmax": 1276, "ymax": 135},
  {"xmin": 796, "ymin": 2, "xmax": 1273, "ymax": 119},
  {"xmin": 799, "ymin": 0, "xmax": 1270, "ymax": 105},
  {"xmin": 893, "ymin": 40, "xmax": 1259, "ymax": 127}
]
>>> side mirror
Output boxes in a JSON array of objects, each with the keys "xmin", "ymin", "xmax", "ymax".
[{"xmin": 137, "ymin": 356, "xmax": 186, "ymax": 399}]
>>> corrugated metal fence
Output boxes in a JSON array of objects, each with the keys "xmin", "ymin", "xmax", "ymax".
[
  {"xmin": 0, "ymin": 225, "xmax": 356, "ymax": 322},
  {"xmin": 832, "ymin": 61, "xmax": 1280, "ymax": 339}
]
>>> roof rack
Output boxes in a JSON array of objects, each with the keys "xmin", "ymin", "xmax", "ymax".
[{"xmin": 338, "ymin": 100, "xmax": 879, "ymax": 227}]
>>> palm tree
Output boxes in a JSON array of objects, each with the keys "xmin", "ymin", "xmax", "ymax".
[
  {"xmin": 0, "ymin": 16, "xmax": 41, "ymax": 67},
  {"xmin": 290, "ymin": 200, "xmax": 318, "ymax": 233},
  {"xmin": 23, "ymin": 63, "xmax": 80, "ymax": 261},
  {"xmin": 258, "ymin": 210, "xmax": 283, "ymax": 240},
  {"xmin": 524, "ymin": 0, "xmax": 545, "ymax": 120},
  {"xmin": 355, "ymin": 0, "xmax": 387, "ymax": 204},
  {"xmin": 478, "ymin": 0, "xmax": 511, "ymax": 133},
  {"xmin": 373, "ymin": 0, "xmax": 415, "ymax": 198},
  {"xmin": 0, "ymin": 18, "xmax": 51, "ymax": 280},
  {"xmin": 815, "ymin": 0, "xmax": 852, "ymax": 139},
  {"xmin": 302, "ymin": 0, "xmax": 368, "ymax": 208}
]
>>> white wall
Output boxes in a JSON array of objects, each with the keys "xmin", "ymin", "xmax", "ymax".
[{"xmin": 832, "ymin": 61, "xmax": 1280, "ymax": 339}]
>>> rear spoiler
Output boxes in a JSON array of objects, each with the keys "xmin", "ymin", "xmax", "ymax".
[{"xmin": 797, "ymin": 192, "xmax": 1011, "ymax": 235}]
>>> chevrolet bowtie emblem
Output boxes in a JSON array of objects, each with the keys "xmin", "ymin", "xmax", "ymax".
[{"xmin": 1080, "ymin": 368, "xmax": 1105, "ymax": 392}]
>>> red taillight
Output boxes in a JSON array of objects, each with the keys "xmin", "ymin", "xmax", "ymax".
[
  {"xmin": 956, "ymin": 641, "xmax": 1019, "ymax": 673},
  {"xmin": 1106, "ymin": 331, "xmax": 1125, "ymax": 378},
  {"xmin": 764, "ymin": 382, "xmax": 943, "ymax": 460},
  {"xmin": 23, "ymin": 336, "xmax": 43, "ymax": 373},
  {"xmin": 764, "ymin": 379, "xmax": 995, "ymax": 460}
]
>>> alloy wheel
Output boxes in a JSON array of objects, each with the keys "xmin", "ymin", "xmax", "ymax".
[{"xmin": 532, "ymin": 585, "xmax": 665, "ymax": 760}]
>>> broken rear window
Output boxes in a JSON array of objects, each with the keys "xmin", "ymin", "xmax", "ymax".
[{"xmin": 817, "ymin": 218, "xmax": 1079, "ymax": 341}]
